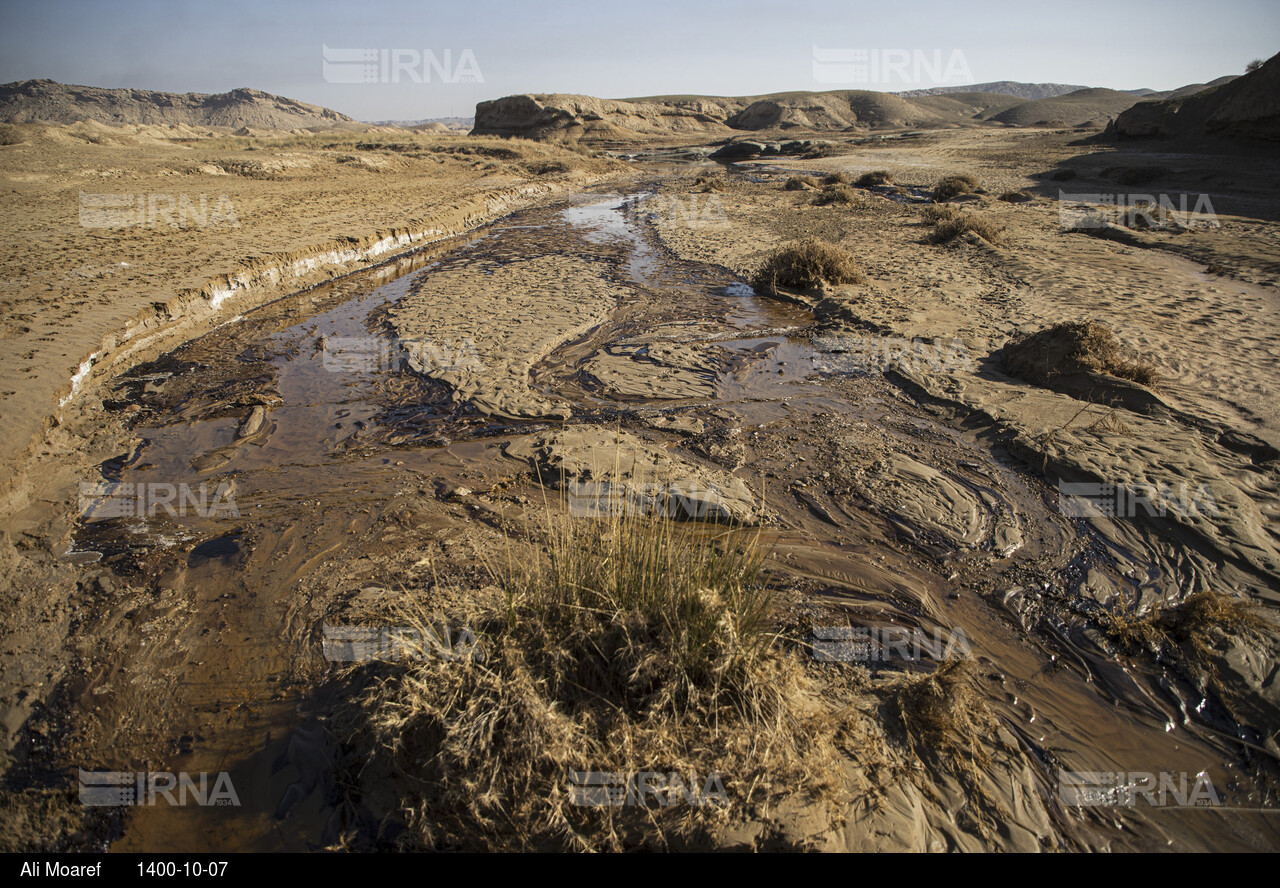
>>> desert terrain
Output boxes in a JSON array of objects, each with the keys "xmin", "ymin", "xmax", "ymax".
[{"xmin": 1, "ymin": 58, "xmax": 1278, "ymax": 852}]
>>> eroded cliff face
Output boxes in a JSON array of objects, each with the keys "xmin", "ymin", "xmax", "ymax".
[
  {"xmin": 472, "ymin": 93, "xmax": 746, "ymax": 140},
  {"xmin": 1111, "ymin": 53, "xmax": 1280, "ymax": 142},
  {"xmin": 0, "ymin": 79, "xmax": 355, "ymax": 129}
]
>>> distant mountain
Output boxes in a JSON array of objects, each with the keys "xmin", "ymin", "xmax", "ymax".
[
  {"xmin": 895, "ymin": 81, "xmax": 1090, "ymax": 100},
  {"xmin": 368, "ymin": 116, "xmax": 474, "ymax": 130},
  {"xmin": 0, "ymin": 80, "xmax": 354, "ymax": 129},
  {"xmin": 1111, "ymin": 54, "xmax": 1280, "ymax": 141}
]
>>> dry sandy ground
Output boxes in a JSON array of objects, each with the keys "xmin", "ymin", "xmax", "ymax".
[
  {"xmin": 1, "ymin": 121, "xmax": 1278, "ymax": 851},
  {"xmin": 0, "ymin": 125, "xmax": 624, "ymax": 525}
]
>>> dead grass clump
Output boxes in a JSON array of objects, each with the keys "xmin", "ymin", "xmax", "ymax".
[
  {"xmin": 0, "ymin": 125, "xmax": 22, "ymax": 146},
  {"xmin": 1100, "ymin": 589, "xmax": 1268, "ymax": 664},
  {"xmin": 932, "ymin": 174, "xmax": 980, "ymax": 202},
  {"xmin": 856, "ymin": 170, "xmax": 894, "ymax": 187},
  {"xmin": 999, "ymin": 190, "xmax": 1032, "ymax": 203},
  {"xmin": 884, "ymin": 660, "xmax": 1008, "ymax": 838},
  {"xmin": 890, "ymin": 660, "xmax": 989, "ymax": 758},
  {"xmin": 1003, "ymin": 321, "xmax": 1159, "ymax": 387},
  {"xmin": 693, "ymin": 171, "xmax": 727, "ymax": 192},
  {"xmin": 929, "ymin": 212, "xmax": 1005, "ymax": 244},
  {"xmin": 752, "ymin": 238, "xmax": 866, "ymax": 295},
  {"xmin": 783, "ymin": 174, "xmax": 819, "ymax": 191},
  {"xmin": 341, "ymin": 513, "xmax": 841, "ymax": 850},
  {"xmin": 920, "ymin": 204, "xmax": 961, "ymax": 225},
  {"xmin": 523, "ymin": 160, "xmax": 571, "ymax": 176},
  {"xmin": 821, "ymin": 171, "xmax": 851, "ymax": 185},
  {"xmin": 813, "ymin": 184, "xmax": 860, "ymax": 206},
  {"xmin": 1164, "ymin": 589, "xmax": 1269, "ymax": 661}
]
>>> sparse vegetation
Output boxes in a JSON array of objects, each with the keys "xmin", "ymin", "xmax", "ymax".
[
  {"xmin": 821, "ymin": 171, "xmax": 851, "ymax": 185},
  {"xmin": 1246, "ymin": 59, "xmax": 1263, "ymax": 73},
  {"xmin": 855, "ymin": 170, "xmax": 894, "ymax": 187},
  {"xmin": 337, "ymin": 509, "xmax": 842, "ymax": 850},
  {"xmin": 0, "ymin": 124, "xmax": 22, "ymax": 146},
  {"xmin": 812, "ymin": 184, "xmax": 859, "ymax": 206},
  {"xmin": 752, "ymin": 238, "xmax": 866, "ymax": 294},
  {"xmin": 1099, "ymin": 589, "xmax": 1268, "ymax": 666},
  {"xmin": 523, "ymin": 160, "xmax": 571, "ymax": 176},
  {"xmin": 932, "ymin": 174, "xmax": 980, "ymax": 202},
  {"xmin": 883, "ymin": 660, "xmax": 1009, "ymax": 839},
  {"xmin": 920, "ymin": 204, "xmax": 961, "ymax": 224},
  {"xmin": 693, "ymin": 171, "xmax": 727, "ymax": 192},
  {"xmin": 783, "ymin": 174, "xmax": 819, "ymax": 191},
  {"xmin": 928, "ymin": 211, "xmax": 1005, "ymax": 244},
  {"xmin": 1003, "ymin": 321, "xmax": 1161, "ymax": 387}
]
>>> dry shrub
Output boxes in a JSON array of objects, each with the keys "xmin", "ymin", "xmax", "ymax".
[
  {"xmin": 856, "ymin": 170, "xmax": 894, "ymax": 187},
  {"xmin": 812, "ymin": 184, "xmax": 859, "ymax": 206},
  {"xmin": 693, "ymin": 171, "xmax": 727, "ymax": 192},
  {"xmin": 523, "ymin": 160, "xmax": 570, "ymax": 176},
  {"xmin": 920, "ymin": 204, "xmax": 961, "ymax": 225},
  {"xmin": 884, "ymin": 660, "xmax": 1008, "ymax": 839},
  {"xmin": 929, "ymin": 212, "xmax": 1005, "ymax": 244},
  {"xmin": 1003, "ymin": 321, "xmax": 1159, "ymax": 387},
  {"xmin": 932, "ymin": 174, "xmax": 980, "ymax": 202},
  {"xmin": 1099, "ymin": 589, "xmax": 1268, "ymax": 664},
  {"xmin": 784, "ymin": 174, "xmax": 819, "ymax": 191},
  {"xmin": 821, "ymin": 171, "xmax": 851, "ymax": 185},
  {"xmin": 999, "ymin": 191, "xmax": 1032, "ymax": 203},
  {"xmin": 752, "ymin": 238, "xmax": 866, "ymax": 295},
  {"xmin": 339, "ymin": 512, "xmax": 842, "ymax": 850}
]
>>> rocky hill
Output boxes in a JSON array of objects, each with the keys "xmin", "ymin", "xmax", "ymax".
[
  {"xmin": 1110, "ymin": 55, "xmax": 1279, "ymax": 141},
  {"xmin": 0, "ymin": 80, "xmax": 355, "ymax": 129},
  {"xmin": 895, "ymin": 81, "xmax": 1090, "ymax": 100},
  {"xmin": 472, "ymin": 85, "xmax": 1168, "ymax": 140},
  {"xmin": 985, "ymin": 87, "xmax": 1147, "ymax": 126}
]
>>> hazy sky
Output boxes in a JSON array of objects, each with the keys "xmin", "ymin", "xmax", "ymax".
[{"xmin": 1, "ymin": 0, "xmax": 1276, "ymax": 120}]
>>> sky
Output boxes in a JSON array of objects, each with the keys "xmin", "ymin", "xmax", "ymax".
[{"xmin": 1, "ymin": 0, "xmax": 1276, "ymax": 120}]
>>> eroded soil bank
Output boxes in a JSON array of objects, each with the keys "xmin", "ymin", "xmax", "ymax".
[{"xmin": 3, "ymin": 136, "xmax": 1278, "ymax": 850}]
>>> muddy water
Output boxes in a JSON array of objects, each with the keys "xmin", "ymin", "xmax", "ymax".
[{"xmin": 66, "ymin": 186, "xmax": 1278, "ymax": 851}]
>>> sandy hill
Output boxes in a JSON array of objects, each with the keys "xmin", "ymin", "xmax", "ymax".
[
  {"xmin": 985, "ymin": 87, "xmax": 1147, "ymax": 126},
  {"xmin": 1146, "ymin": 75, "xmax": 1240, "ymax": 101},
  {"xmin": 473, "ymin": 79, "xmax": 1241, "ymax": 141},
  {"xmin": 0, "ymin": 79, "xmax": 355, "ymax": 129},
  {"xmin": 471, "ymin": 90, "xmax": 1000, "ymax": 140},
  {"xmin": 895, "ymin": 81, "xmax": 1090, "ymax": 100},
  {"xmin": 1111, "ymin": 55, "xmax": 1279, "ymax": 141}
]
